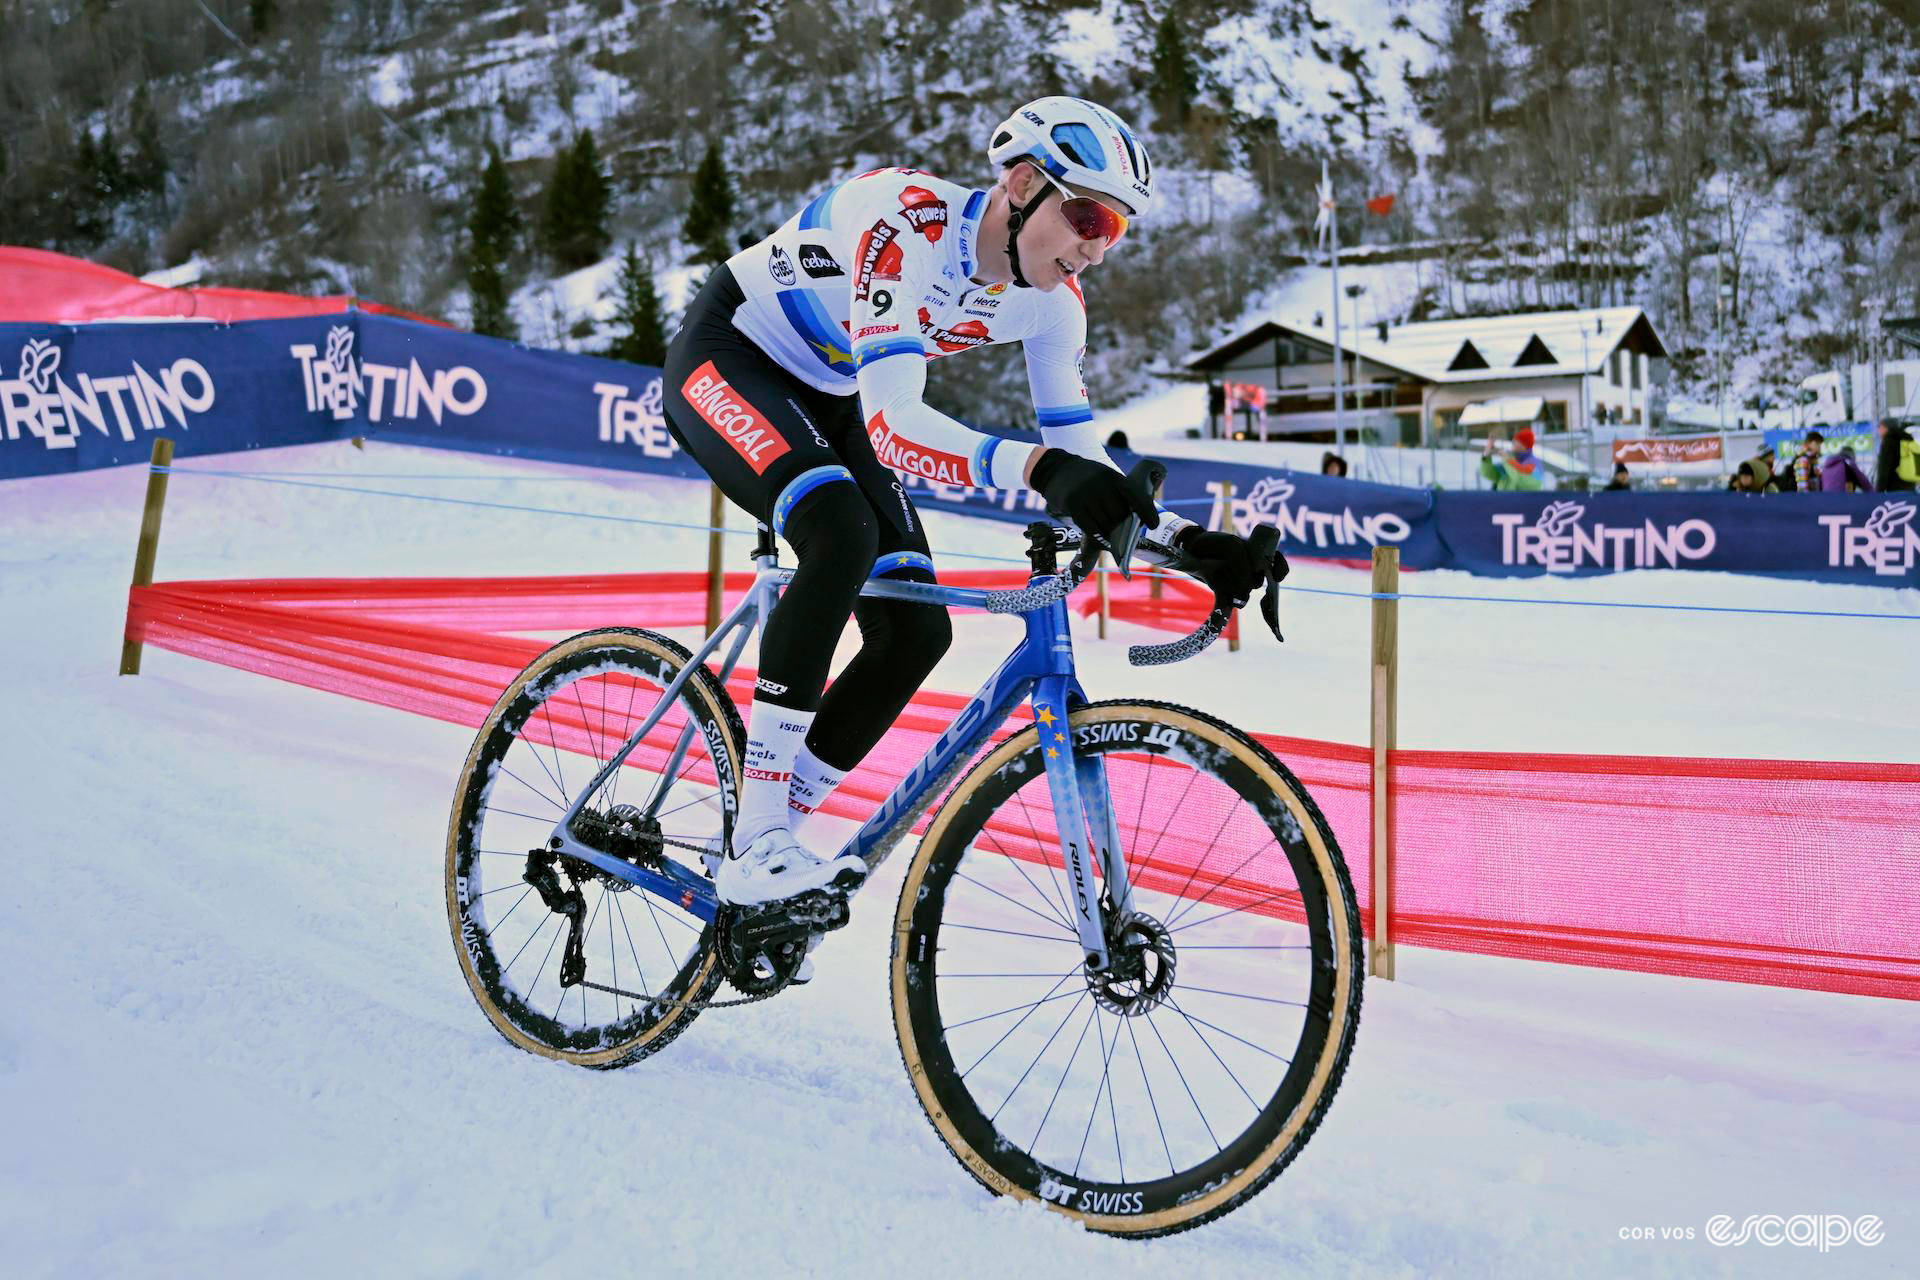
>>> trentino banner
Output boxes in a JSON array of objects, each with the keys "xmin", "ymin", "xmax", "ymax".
[{"xmin": 2, "ymin": 315, "xmax": 1912, "ymax": 585}]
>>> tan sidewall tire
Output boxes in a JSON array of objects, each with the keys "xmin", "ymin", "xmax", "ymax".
[
  {"xmin": 445, "ymin": 629, "xmax": 734, "ymax": 1069},
  {"xmin": 891, "ymin": 701, "xmax": 1359, "ymax": 1235}
]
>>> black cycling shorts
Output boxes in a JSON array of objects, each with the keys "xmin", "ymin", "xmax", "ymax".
[{"xmin": 662, "ymin": 265, "xmax": 933, "ymax": 572}]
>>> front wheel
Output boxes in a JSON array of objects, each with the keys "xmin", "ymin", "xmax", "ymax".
[{"xmin": 890, "ymin": 699, "xmax": 1362, "ymax": 1237}]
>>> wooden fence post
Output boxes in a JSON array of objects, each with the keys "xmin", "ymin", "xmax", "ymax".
[
  {"xmin": 1149, "ymin": 474, "xmax": 1165, "ymax": 601},
  {"xmin": 705, "ymin": 482, "xmax": 725, "ymax": 635},
  {"xmin": 120, "ymin": 438, "xmax": 175, "ymax": 676},
  {"xmin": 1369, "ymin": 545, "xmax": 1399, "ymax": 980},
  {"xmin": 1095, "ymin": 551, "xmax": 1109, "ymax": 638},
  {"xmin": 1219, "ymin": 479, "xmax": 1240, "ymax": 652}
]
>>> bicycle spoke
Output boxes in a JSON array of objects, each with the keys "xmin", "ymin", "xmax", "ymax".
[
  {"xmin": 1124, "ymin": 752, "xmax": 1156, "ymax": 896},
  {"xmin": 1173, "ymin": 983, "xmax": 1307, "ymax": 1009},
  {"xmin": 958, "ymin": 968, "xmax": 1081, "ymax": 1081},
  {"xmin": 942, "ymin": 987, "xmax": 1082, "ymax": 1033},
  {"xmin": 484, "ymin": 886, "xmax": 536, "ymax": 941},
  {"xmin": 1169, "ymin": 884, "xmax": 1304, "ymax": 935},
  {"xmin": 986, "ymin": 990, "xmax": 1088, "ymax": 1124},
  {"xmin": 1012, "ymin": 788, "xmax": 1080, "ymax": 931},
  {"xmin": 1164, "ymin": 835, "xmax": 1285, "ymax": 932},
  {"xmin": 502, "ymin": 909, "xmax": 557, "ymax": 983},
  {"xmin": 538, "ymin": 701, "xmax": 569, "ymax": 802},
  {"xmin": 1165, "ymin": 1003, "xmax": 1294, "ymax": 1066},
  {"xmin": 1144, "ymin": 1003, "xmax": 1222, "ymax": 1152},
  {"xmin": 1163, "ymin": 996, "xmax": 1260, "ymax": 1111},
  {"xmin": 1125, "ymin": 1017, "xmax": 1177, "ymax": 1178},
  {"xmin": 1074, "ymin": 1006, "xmax": 1125, "ymax": 1180},
  {"xmin": 494, "ymin": 763, "xmax": 565, "ymax": 813},
  {"xmin": 1029, "ymin": 1001, "xmax": 1098, "ymax": 1154},
  {"xmin": 1157, "ymin": 799, "xmax": 1243, "ymax": 925},
  {"xmin": 979, "ymin": 824, "xmax": 1074, "ymax": 933},
  {"xmin": 953, "ymin": 868, "xmax": 1079, "ymax": 936},
  {"xmin": 939, "ymin": 921, "xmax": 1076, "ymax": 945},
  {"xmin": 1131, "ymin": 761, "xmax": 1202, "ymax": 889}
]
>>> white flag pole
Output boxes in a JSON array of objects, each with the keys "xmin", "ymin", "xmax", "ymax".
[{"xmin": 1316, "ymin": 160, "xmax": 1345, "ymax": 456}]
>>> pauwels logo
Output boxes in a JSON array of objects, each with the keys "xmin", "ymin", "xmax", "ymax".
[
  {"xmin": 1232, "ymin": 475, "xmax": 1411, "ymax": 550},
  {"xmin": 854, "ymin": 220, "xmax": 903, "ymax": 302},
  {"xmin": 2, "ymin": 337, "xmax": 216, "ymax": 449},
  {"xmin": 867, "ymin": 410, "xmax": 970, "ymax": 485},
  {"xmin": 1820, "ymin": 501, "xmax": 1919, "ymax": 576},
  {"xmin": 683, "ymin": 361, "xmax": 789, "ymax": 474},
  {"xmin": 291, "ymin": 326, "xmax": 487, "ymax": 425},
  {"xmin": 897, "ymin": 185, "xmax": 948, "ymax": 243},
  {"xmin": 917, "ymin": 307, "xmax": 991, "ymax": 354},
  {"xmin": 1492, "ymin": 500, "xmax": 1715, "ymax": 572}
]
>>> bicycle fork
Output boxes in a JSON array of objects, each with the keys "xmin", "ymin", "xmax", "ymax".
[{"xmin": 1032, "ymin": 674, "xmax": 1133, "ymax": 974}]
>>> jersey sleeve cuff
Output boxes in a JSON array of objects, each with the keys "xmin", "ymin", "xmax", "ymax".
[{"xmin": 991, "ymin": 440, "xmax": 1040, "ymax": 491}]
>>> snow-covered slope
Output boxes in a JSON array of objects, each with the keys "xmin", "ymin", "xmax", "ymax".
[{"xmin": 2, "ymin": 444, "xmax": 1916, "ymax": 1275}]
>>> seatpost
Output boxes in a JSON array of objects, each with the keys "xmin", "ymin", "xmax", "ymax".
[{"xmin": 752, "ymin": 522, "xmax": 779, "ymax": 567}]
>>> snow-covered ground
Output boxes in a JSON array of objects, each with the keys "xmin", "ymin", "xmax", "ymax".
[{"xmin": 3, "ymin": 442, "xmax": 1916, "ymax": 1277}]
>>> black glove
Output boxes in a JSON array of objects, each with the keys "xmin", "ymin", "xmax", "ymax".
[
  {"xmin": 1175, "ymin": 527, "xmax": 1279, "ymax": 611},
  {"xmin": 1030, "ymin": 449, "xmax": 1160, "ymax": 550}
]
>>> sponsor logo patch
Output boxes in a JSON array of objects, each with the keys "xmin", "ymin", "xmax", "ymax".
[
  {"xmin": 797, "ymin": 243, "xmax": 842, "ymax": 278},
  {"xmin": 867, "ymin": 410, "xmax": 971, "ymax": 486},
  {"xmin": 918, "ymin": 308, "xmax": 992, "ymax": 354},
  {"xmin": 681, "ymin": 360, "xmax": 790, "ymax": 474},
  {"xmin": 854, "ymin": 220, "xmax": 904, "ymax": 302},
  {"xmin": 768, "ymin": 244, "xmax": 796, "ymax": 287},
  {"xmin": 854, "ymin": 324, "xmax": 900, "ymax": 340},
  {"xmin": 898, "ymin": 185, "xmax": 948, "ymax": 243}
]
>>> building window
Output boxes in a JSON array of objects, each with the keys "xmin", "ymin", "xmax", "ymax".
[
  {"xmin": 1610, "ymin": 351, "xmax": 1622, "ymax": 385},
  {"xmin": 1542, "ymin": 401, "xmax": 1568, "ymax": 431},
  {"xmin": 1631, "ymin": 352, "xmax": 1642, "ymax": 390},
  {"xmin": 1890, "ymin": 372, "xmax": 1907, "ymax": 413},
  {"xmin": 1630, "ymin": 407, "xmax": 1642, "ymax": 425}
]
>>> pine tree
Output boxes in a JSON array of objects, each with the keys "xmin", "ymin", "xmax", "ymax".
[
  {"xmin": 128, "ymin": 84, "xmax": 167, "ymax": 198},
  {"xmin": 566, "ymin": 128, "xmax": 612, "ymax": 267},
  {"xmin": 94, "ymin": 125, "xmax": 125, "ymax": 204},
  {"xmin": 467, "ymin": 142, "xmax": 521, "ymax": 340},
  {"xmin": 537, "ymin": 143, "xmax": 578, "ymax": 265},
  {"xmin": 250, "ymin": 0, "xmax": 275, "ymax": 40},
  {"xmin": 72, "ymin": 129, "xmax": 107, "ymax": 244},
  {"xmin": 682, "ymin": 138, "xmax": 735, "ymax": 266},
  {"xmin": 1149, "ymin": 10, "xmax": 1199, "ymax": 129},
  {"xmin": 607, "ymin": 242, "xmax": 668, "ymax": 366}
]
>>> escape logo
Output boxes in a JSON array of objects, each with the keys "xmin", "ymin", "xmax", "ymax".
[
  {"xmin": 1224, "ymin": 475, "xmax": 1412, "ymax": 549},
  {"xmin": 290, "ymin": 327, "xmax": 487, "ymax": 424},
  {"xmin": 1819, "ymin": 502, "xmax": 1918, "ymax": 576},
  {"xmin": 1492, "ymin": 501, "xmax": 1715, "ymax": 572},
  {"xmin": 2, "ymin": 338, "xmax": 217, "ymax": 449}
]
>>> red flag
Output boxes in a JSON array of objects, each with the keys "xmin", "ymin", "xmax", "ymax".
[{"xmin": 1365, "ymin": 193, "xmax": 1396, "ymax": 216}]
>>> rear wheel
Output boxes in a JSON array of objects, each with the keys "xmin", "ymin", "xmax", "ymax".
[
  {"xmin": 891, "ymin": 699, "xmax": 1362, "ymax": 1236},
  {"xmin": 446, "ymin": 628, "xmax": 743, "ymax": 1069}
]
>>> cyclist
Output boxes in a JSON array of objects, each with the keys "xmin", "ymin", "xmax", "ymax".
[{"xmin": 662, "ymin": 97, "xmax": 1265, "ymax": 909}]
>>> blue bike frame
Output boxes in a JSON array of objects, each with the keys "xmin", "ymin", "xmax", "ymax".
[{"xmin": 541, "ymin": 545, "xmax": 1133, "ymax": 972}]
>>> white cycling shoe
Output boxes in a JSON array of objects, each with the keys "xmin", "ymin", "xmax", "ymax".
[{"xmin": 715, "ymin": 828, "xmax": 867, "ymax": 907}]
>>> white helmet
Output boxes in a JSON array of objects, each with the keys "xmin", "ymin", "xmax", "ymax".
[{"xmin": 987, "ymin": 97, "xmax": 1153, "ymax": 217}]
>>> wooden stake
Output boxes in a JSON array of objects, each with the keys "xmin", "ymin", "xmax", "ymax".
[
  {"xmin": 705, "ymin": 482, "xmax": 725, "ymax": 635},
  {"xmin": 120, "ymin": 438, "xmax": 175, "ymax": 676},
  {"xmin": 1095, "ymin": 551, "xmax": 1109, "ymax": 639},
  {"xmin": 1149, "ymin": 474, "xmax": 1165, "ymax": 601},
  {"xmin": 1369, "ymin": 545, "xmax": 1399, "ymax": 980},
  {"xmin": 1219, "ymin": 479, "xmax": 1239, "ymax": 652}
]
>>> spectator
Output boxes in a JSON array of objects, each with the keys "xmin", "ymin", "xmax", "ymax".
[
  {"xmin": 1320, "ymin": 451, "xmax": 1349, "ymax": 478},
  {"xmin": 1727, "ymin": 456, "xmax": 1777, "ymax": 493},
  {"xmin": 1818, "ymin": 445, "xmax": 1874, "ymax": 493},
  {"xmin": 1104, "ymin": 429, "xmax": 1130, "ymax": 452},
  {"xmin": 1602, "ymin": 462, "xmax": 1631, "ymax": 491},
  {"xmin": 1791, "ymin": 431, "xmax": 1824, "ymax": 491},
  {"xmin": 1480, "ymin": 427, "xmax": 1543, "ymax": 491},
  {"xmin": 1876, "ymin": 419, "xmax": 1918, "ymax": 492}
]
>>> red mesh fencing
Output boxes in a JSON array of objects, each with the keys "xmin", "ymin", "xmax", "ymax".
[
  {"xmin": 125, "ymin": 572, "xmax": 1920, "ymax": 1000},
  {"xmin": 0, "ymin": 246, "xmax": 445, "ymax": 326}
]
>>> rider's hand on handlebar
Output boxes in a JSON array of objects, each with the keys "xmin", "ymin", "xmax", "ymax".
[
  {"xmin": 1175, "ymin": 528, "xmax": 1287, "ymax": 613},
  {"xmin": 1029, "ymin": 449, "xmax": 1160, "ymax": 551}
]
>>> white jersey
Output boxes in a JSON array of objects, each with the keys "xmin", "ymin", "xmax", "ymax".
[{"xmin": 723, "ymin": 168, "xmax": 1097, "ymax": 493}]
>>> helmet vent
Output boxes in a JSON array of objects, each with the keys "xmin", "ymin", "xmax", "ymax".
[{"xmin": 992, "ymin": 129, "xmax": 1013, "ymax": 150}]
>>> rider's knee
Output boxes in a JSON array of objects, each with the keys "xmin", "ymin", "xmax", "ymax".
[
  {"xmin": 868, "ymin": 553, "xmax": 953, "ymax": 668},
  {"xmin": 776, "ymin": 468, "xmax": 877, "ymax": 572}
]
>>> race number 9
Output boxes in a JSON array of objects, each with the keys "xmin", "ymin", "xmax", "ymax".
[{"xmin": 872, "ymin": 289, "xmax": 893, "ymax": 316}]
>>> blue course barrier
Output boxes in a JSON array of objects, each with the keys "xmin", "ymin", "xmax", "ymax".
[{"xmin": 3, "ymin": 315, "xmax": 1913, "ymax": 585}]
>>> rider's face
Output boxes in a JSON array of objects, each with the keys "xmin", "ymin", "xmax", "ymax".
[{"xmin": 1015, "ymin": 168, "xmax": 1129, "ymax": 291}]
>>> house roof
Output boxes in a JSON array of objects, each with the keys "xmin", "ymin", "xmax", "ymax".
[{"xmin": 1184, "ymin": 305, "xmax": 1668, "ymax": 385}]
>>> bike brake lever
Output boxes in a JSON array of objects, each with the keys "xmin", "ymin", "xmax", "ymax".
[
  {"xmin": 1105, "ymin": 459, "xmax": 1167, "ymax": 582},
  {"xmin": 1248, "ymin": 524, "xmax": 1286, "ymax": 643}
]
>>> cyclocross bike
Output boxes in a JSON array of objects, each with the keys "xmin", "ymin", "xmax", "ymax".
[{"xmin": 445, "ymin": 462, "xmax": 1363, "ymax": 1237}]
